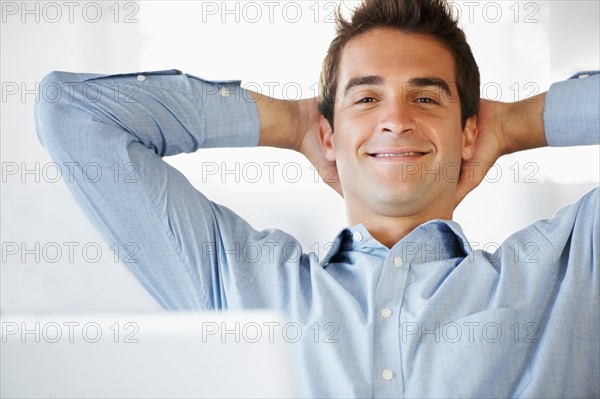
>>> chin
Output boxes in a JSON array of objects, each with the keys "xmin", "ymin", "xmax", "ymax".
[{"xmin": 371, "ymin": 189, "xmax": 420, "ymax": 208}]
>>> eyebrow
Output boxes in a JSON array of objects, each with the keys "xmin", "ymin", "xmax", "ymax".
[
  {"xmin": 343, "ymin": 75, "xmax": 384, "ymax": 97},
  {"xmin": 407, "ymin": 77, "xmax": 452, "ymax": 98},
  {"xmin": 342, "ymin": 75, "xmax": 453, "ymax": 98}
]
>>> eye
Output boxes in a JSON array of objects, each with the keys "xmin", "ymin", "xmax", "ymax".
[
  {"xmin": 356, "ymin": 97, "xmax": 377, "ymax": 104},
  {"xmin": 415, "ymin": 97, "xmax": 438, "ymax": 104}
]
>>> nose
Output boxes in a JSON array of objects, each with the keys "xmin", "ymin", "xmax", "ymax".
[{"xmin": 376, "ymin": 96, "xmax": 417, "ymax": 136}]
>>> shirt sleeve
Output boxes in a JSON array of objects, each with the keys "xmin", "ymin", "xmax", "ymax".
[
  {"xmin": 528, "ymin": 71, "xmax": 599, "ymax": 281},
  {"xmin": 544, "ymin": 71, "xmax": 600, "ymax": 147},
  {"xmin": 35, "ymin": 69, "xmax": 260, "ymax": 156},
  {"xmin": 33, "ymin": 69, "xmax": 267, "ymax": 310}
]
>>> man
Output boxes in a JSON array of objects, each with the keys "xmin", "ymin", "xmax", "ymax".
[{"xmin": 35, "ymin": 0, "xmax": 598, "ymax": 397}]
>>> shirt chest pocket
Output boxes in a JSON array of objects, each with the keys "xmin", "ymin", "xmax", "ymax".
[{"xmin": 419, "ymin": 308, "xmax": 535, "ymax": 398}]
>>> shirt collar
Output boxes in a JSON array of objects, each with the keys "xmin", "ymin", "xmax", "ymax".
[{"xmin": 319, "ymin": 219, "xmax": 472, "ymax": 268}]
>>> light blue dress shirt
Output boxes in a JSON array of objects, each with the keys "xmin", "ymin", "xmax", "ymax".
[{"xmin": 35, "ymin": 70, "xmax": 599, "ymax": 398}]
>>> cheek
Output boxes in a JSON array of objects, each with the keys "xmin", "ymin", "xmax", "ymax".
[
  {"xmin": 331, "ymin": 136, "xmax": 349, "ymax": 166},
  {"xmin": 435, "ymin": 123, "xmax": 464, "ymax": 154},
  {"xmin": 440, "ymin": 139, "xmax": 463, "ymax": 161},
  {"xmin": 335, "ymin": 117, "xmax": 372, "ymax": 149},
  {"xmin": 334, "ymin": 136, "xmax": 364, "ymax": 167}
]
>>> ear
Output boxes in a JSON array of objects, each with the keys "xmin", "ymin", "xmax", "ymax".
[
  {"xmin": 461, "ymin": 115, "xmax": 478, "ymax": 160},
  {"xmin": 318, "ymin": 116, "xmax": 336, "ymax": 162}
]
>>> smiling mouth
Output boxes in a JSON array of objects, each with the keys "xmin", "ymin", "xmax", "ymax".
[
  {"xmin": 368, "ymin": 151, "xmax": 429, "ymax": 158},
  {"xmin": 370, "ymin": 152, "xmax": 426, "ymax": 157}
]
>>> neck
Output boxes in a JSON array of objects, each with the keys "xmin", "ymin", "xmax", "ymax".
[{"xmin": 346, "ymin": 202, "xmax": 453, "ymax": 249}]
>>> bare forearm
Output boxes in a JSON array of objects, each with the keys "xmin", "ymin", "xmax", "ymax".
[
  {"xmin": 249, "ymin": 91, "xmax": 305, "ymax": 151},
  {"xmin": 501, "ymin": 92, "xmax": 548, "ymax": 155}
]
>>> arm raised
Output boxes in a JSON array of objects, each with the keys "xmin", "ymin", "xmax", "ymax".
[{"xmin": 455, "ymin": 72, "xmax": 599, "ymax": 207}]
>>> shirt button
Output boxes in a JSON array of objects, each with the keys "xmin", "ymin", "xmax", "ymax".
[
  {"xmin": 578, "ymin": 73, "xmax": 590, "ymax": 79},
  {"xmin": 381, "ymin": 369, "xmax": 394, "ymax": 381},
  {"xmin": 352, "ymin": 231, "xmax": 363, "ymax": 242},
  {"xmin": 380, "ymin": 308, "xmax": 393, "ymax": 318},
  {"xmin": 136, "ymin": 75, "xmax": 145, "ymax": 82},
  {"xmin": 219, "ymin": 87, "xmax": 230, "ymax": 97},
  {"xmin": 393, "ymin": 256, "xmax": 403, "ymax": 267}
]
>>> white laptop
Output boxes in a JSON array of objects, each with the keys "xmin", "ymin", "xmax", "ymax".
[{"xmin": 1, "ymin": 311, "xmax": 298, "ymax": 398}]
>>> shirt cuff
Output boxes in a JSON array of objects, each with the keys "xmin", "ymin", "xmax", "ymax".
[
  {"xmin": 544, "ymin": 71, "xmax": 600, "ymax": 147},
  {"xmin": 189, "ymin": 75, "xmax": 261, "ymax": 149}
]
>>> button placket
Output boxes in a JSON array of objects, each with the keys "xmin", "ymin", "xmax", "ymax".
[
  {"xmin": 372, "ymin": 250, "xmax": 409, "ymax": 397},
  {"xmin": 381, "ymin": 369, "xmax": 394, "ymax": 381},
  {"xmin": 393, "ymin": 256, "xmax": 403, "ymax": 267}
]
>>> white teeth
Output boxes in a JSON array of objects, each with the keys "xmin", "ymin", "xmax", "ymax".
[{"xmin": 374, "ymin": 152, "xmax": 421, "ymax": 157}]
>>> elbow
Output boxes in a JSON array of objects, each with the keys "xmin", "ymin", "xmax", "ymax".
[
  {"xmin": 34, "ymin": 71, "xmax": 70, "ymax": 149},
  {"xmin": 34, "ymin": 70, "xmax": 95, "ymax": 157}
]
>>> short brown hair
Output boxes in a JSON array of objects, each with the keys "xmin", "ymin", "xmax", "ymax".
[{"xmin": 318, "ymin": 0, "xmax": 480, "ymax": 130}]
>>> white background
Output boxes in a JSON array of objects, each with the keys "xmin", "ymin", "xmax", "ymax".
[{"xmin": 1, "ymin": 0, "xmax": 599, "ymax": 312}]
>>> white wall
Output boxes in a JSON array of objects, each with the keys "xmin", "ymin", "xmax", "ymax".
[{"xmin": 1, "ymin": 0, "xmax": 598, "ymax": 313}]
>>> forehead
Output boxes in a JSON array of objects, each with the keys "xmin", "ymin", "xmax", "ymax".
[{"xmin": 337, "ymin": 28, "xmax": 456, "ymax": 92}]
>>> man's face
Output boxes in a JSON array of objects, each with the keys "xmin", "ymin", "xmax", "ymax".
[{"xmin": 322, "ymin": 27, "xmax": 476, "ymax": 220}]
